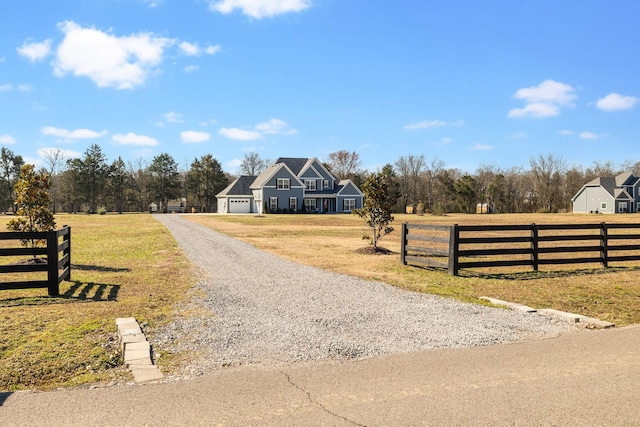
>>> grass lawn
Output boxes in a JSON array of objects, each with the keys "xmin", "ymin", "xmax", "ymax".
[
  {"xmin": 185, "ymin": 212, "xmax": 640, "ymax": 327},
  {"xmin": 0, "ymin": 214, "xmax": 194, "ymax": 391}
]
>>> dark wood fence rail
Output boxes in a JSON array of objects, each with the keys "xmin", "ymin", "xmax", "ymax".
[
  {"xmin": 401, "ymin": 222, "xmax": 640, "ymax": 276},
  {"xmin": 0, "ymin": 226, "xmax": 71, "ymax": 296}
]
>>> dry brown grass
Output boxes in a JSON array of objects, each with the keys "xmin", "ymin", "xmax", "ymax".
[{"xmin": 186, "ymin": 212, "xmax": 640, "ymax": 326}]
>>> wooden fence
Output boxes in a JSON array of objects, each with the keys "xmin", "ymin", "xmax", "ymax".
[
  {"xmin": 401, "ymin": 222, "xmax": 640, "ymax": 276},
  {"xmin": 0, "ymin": 227, "xmax": 71, "ymax": 296}
]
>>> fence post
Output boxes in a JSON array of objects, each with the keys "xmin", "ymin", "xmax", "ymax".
[
  {"xmin": 400, "ymin": 223, "xmax": 408, "ymax": 265},
  {"xmin": 46, "ymin": 230, "xmax": 59, "ymax": 296},
  {"xmin": 64, "ymin": 226, "xmax": 71, "ymax": 282},
  {"xmin": 600, "ymin": 222, "xmax": 608, "ymax": 268},
  {"xmin": 530, "ymin": 223, "xmax": 539, "ymax": 271},
  {"xmin": 448, "ymin": 224, "xmax": 459, "ymax": 276}
]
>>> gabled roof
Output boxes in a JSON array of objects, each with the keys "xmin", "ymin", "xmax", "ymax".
[
  {"xmin": 615, "ymin": 172, "xmax": 634, "ymax": 187},
  {"xmin": 274, "ymin": 158, "xmax": 308, "ymax": 176},
  {"xmin": 249, "ymin": 162, "xmax": 304, "ymax": 190},
  {"xmin": 217, "ymin": 175, "xmax": 256, "ymax": 197},
  {"xmin": 336, "ymin": 179, "xmax": 364, "ymax": 196},
  {"xmin": 614, "ymin": 188, "xmax": 633, "ymax": 200}
]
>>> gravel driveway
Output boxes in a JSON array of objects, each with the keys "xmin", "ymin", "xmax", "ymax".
[{"xmin": 152, "ymin": 215, "xmax": 576, "ymax": 376}]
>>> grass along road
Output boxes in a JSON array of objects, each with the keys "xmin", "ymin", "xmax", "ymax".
[
  {"xmin": 0, "ymin": 214, "xmax": 195, "ymax": 391},
  {"xmin": 185, "ymin": 212, "xmax": 640, "ymax": 327}
]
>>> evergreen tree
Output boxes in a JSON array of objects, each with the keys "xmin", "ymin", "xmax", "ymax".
[{"xmin": 7, "ymin": 164, "xmax": 56, "ymax": 251}]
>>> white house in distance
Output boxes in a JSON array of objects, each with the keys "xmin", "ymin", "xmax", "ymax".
[
  {"xmin": 216, "ymin": 157, "xmax": 363, "ymax": 214},
  {"xmin": 572, "ymin": 172, "xmax": 640, "ymax": 214}
]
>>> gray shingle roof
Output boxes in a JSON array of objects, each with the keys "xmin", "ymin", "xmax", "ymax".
[{"xmin": 217, "ymin": 175, "xmax": 257, "ymax": 196}]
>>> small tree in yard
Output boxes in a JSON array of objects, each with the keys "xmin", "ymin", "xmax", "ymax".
[
  {"xmin": 354, "ymin": 169, "xmax": 395, "ymax": 252},
  {"xmin": 7, "ymin": 164, "xmax": 56, "ymax": 252}
]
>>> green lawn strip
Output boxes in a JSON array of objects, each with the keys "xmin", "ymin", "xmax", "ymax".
[
  {"xmin": 0, "ymin": 214, "xmax": 195, "ymax": 391},
  {"xmin": 187, "ymin": 213, "xmax": 640, "ymax": 326}
]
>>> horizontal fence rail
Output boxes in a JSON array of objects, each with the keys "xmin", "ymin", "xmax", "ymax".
[
  {"xmin": 401, "ymin": 222, "xmax": 640, "ymax": 276},
  {"xmin": 0, "ymin": 226, "xmax": 71, "ymax": 295}
]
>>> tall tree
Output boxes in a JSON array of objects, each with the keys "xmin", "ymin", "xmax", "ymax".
[
  {"xmin": 529, "ymin": 153, "xmax": 567, "ymax": 212},
  {"xmin": 0, "ymin": 147, "xmax": 25, "ymax": 213},
  {"xmin": 327, "ymin": 150, "xmax": 364, "ymax": 183},
  {"xmin": 454, "ymin": 175, "xmax": 478, "ymax": 213},
  {"xmin": 148, "ymin": 153, "xmax": 181, "ymax": 212},
  {"xmin": 424, "ymin": 157, "xmax": 445, "ymax": 211},
  {"xmin": 41, "ymin": 147, "xmax": 66, "ymax": 214},
  {"xmin": 79, "ymin": 144, "xmax": 109, "ymax": 213},
  {"xmin": 240, "ymin": 152, "xmax": 270, "ymax": 176},
  {"xmin": 187, "ymin": 154, "xmax": 229, "ymax": 212},
  {"xmin": 394, "ymin": 154, "xmax": 426, "ymax": 211},
  {"xmin": 354, "ymin": 169, "xmax": 396, "ymax": 251},
  {"xmin": 127, "ymin": 158, "xmax": 152, "ymax": 212},
  {"xmin": 108, "ymin": 157, "xmax": 128, "ymax": 213}
]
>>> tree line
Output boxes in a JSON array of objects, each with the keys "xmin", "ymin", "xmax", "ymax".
[{"xmin": 0, "ymin": 144, "xmax": 637, "ymax": 214}]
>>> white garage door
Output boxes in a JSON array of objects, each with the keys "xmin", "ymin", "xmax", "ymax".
[{"xmin": 229, "ymin": 199, "xmax": 251, "ymax": 213}]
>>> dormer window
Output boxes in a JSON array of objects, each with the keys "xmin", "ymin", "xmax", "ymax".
[
  {"xmin": 323, "ymin": 179, "xmax": 330, "ymax": 189},
  {"xmin": 304, "ymin": 179, "xmax": 316, "ymax": 190},
  {"xmin": 277, "ymin": 178, "xmax": 290, "ymax": 190}
]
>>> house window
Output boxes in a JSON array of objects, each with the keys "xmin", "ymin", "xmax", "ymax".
[
  {"xmin": 618, "ymin": 202, "xmax": 627, "ymax": 213},
  {"xmin": 344, "ymin": 199, "xmax": 355, "ymax": 212},
  {"xmin": 289, "ymin": 197, "xmax": 297, "ymax": 212},
  {"xmin": 323, "ymin": 179, "xmax": 329, "ymax": 190},
  {"xmin": 304, "ymin": 180, "xmax": 316, "ymax": 190},
  {"xmin": 600, "ymin": 202, "xmax": 607, "ymax": 211},
  {"xmin": 277, "ymin": 178, "xmax": 290, "ymax": 190},
  {"xmin": 304, "ymin": 198, "xmax": 316, "ymax": 211},
  {"xmin": 270, "ymin": 197, "xmax": 278, "ymax": 211}
]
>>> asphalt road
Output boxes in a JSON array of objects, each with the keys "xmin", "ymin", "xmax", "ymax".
[{"xmin": 1, "ymin": 325, "xmax": 639, "ymax": 426}]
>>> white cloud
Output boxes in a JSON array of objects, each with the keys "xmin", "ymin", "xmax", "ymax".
[
  {"xmin": 179, "ymin": 41, "xmax": 201, "ymax": 56},
  {"xmin": 209, "ymin": 0, "xmax": 311, "ymax": 19},
  {"xmin": 181, "ymin": 130, "xmax": 211, "ymax": 143},
  {"xmin": 37, "ymin": 147, "xmax": 81, "ymax": 159},
  {"xmin": 579, "ymin": 131, "xmax": 599, "ymax": 140},
  {"xmin": 254, "ymin": 118, "xmax": 297, "ymax": 135},
  {"xmin": 41, "ymin": 126, "xmax": 106, "ymax": 139},
  {"xmin": 0, "ymin": 134, "xmax": 16, "ymax": 144},
  {"xmin": 17, "ymin": 39, "xmax": 53, "ymax": 62},
  {"xmin": 184, "ymin": 65, "xmax": 200, "ymax": 73},
  {"xmin": 206, "ymin": 45, "xmax": 221, "ymax": 55},
  {"xmin": 508, "ymin": 79, "xmax": 576, "ymax": 119},
  {"xmin": 438, "ymin": 137, "xmax": 453, "ymax": 145},
  {"xmin": 559, "ymin": 130, "xmax": 574, "ymax": 135},
  {"xmin": 0, "ymin": 84, "xmax": 12, "ymax": 92},
  {"xmin": 596, "ymin": 93, "xmax": 638, "ymax": 111},
  {"xmin": 450, "ymin": 120, "xmax": 465, "ymax": 127},
  {"xmin": 53, "ymin": 21, "xmax": 174, "ymax": 90},
  {"xmin": 470, "ymin": 144, "xmax": 494, "ymax": 151},
  {"xmin": 508, "ymin": 132, "xmax": 526, "ymax": 139},
  {"xmin": 403, "ymin": 120, "xmax": 446, "ymax": 130},
  {"xmin": 200, "ymin": 119, "xmax": 218, "ymax": 126},
  {"xmin": 112, "ymin": 132, "xmax": 159, "ymax": 146},
  {"xmin": 219, "ymin": 127, "xmax": 263, "ymax": 141},
  {"xmin": 164, "ymin": 111, "xmax": 184, "ymax": 123}
]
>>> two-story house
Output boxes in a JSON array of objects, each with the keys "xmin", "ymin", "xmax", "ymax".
[
  {"xmin": 216, "ymin": 157, "xmax": 363, "ymax": 214},
  {"xmin": 572, "ymin": 172, "xmax": 640, "ymax": 214}
]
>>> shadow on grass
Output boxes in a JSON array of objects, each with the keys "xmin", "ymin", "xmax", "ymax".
[
  {"xmin": 0, "ymin": 281, "xmax": 121, "ymax": 307},
  {"xmin": 72, "ymin": 263, "xmax": 130, "ymax": 273}
]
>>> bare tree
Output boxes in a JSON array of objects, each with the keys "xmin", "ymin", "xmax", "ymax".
[
  {"xmin": 240, "ymin": 152, "xmax": 270, "ymax": 176},
  {"xmin": 424, "ymin": 157, "xmax": 445, "ymax": 211},
  {"xmin": 41, "ymin": 147, "xmax": 67, "ymax": 213},
  {"xmin": 327, "ymin": 150, "xmax": 363, "ymax": 180},
  {"xmin": 529, "ymin": 153, "xmax": 567, "ymax": 212},
  {"xmin": 394, "ymin": 154, "xmax": 425, "ymax": 212}
]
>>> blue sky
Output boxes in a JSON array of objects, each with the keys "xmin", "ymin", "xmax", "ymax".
[{"xmin": 2, "ymin": 0, "xmax": 639, "ymax": 174}]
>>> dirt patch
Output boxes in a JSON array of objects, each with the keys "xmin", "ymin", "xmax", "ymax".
[{"xmin": 355, "ymin": 246, "xmax": 394, "ymax": 255}]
